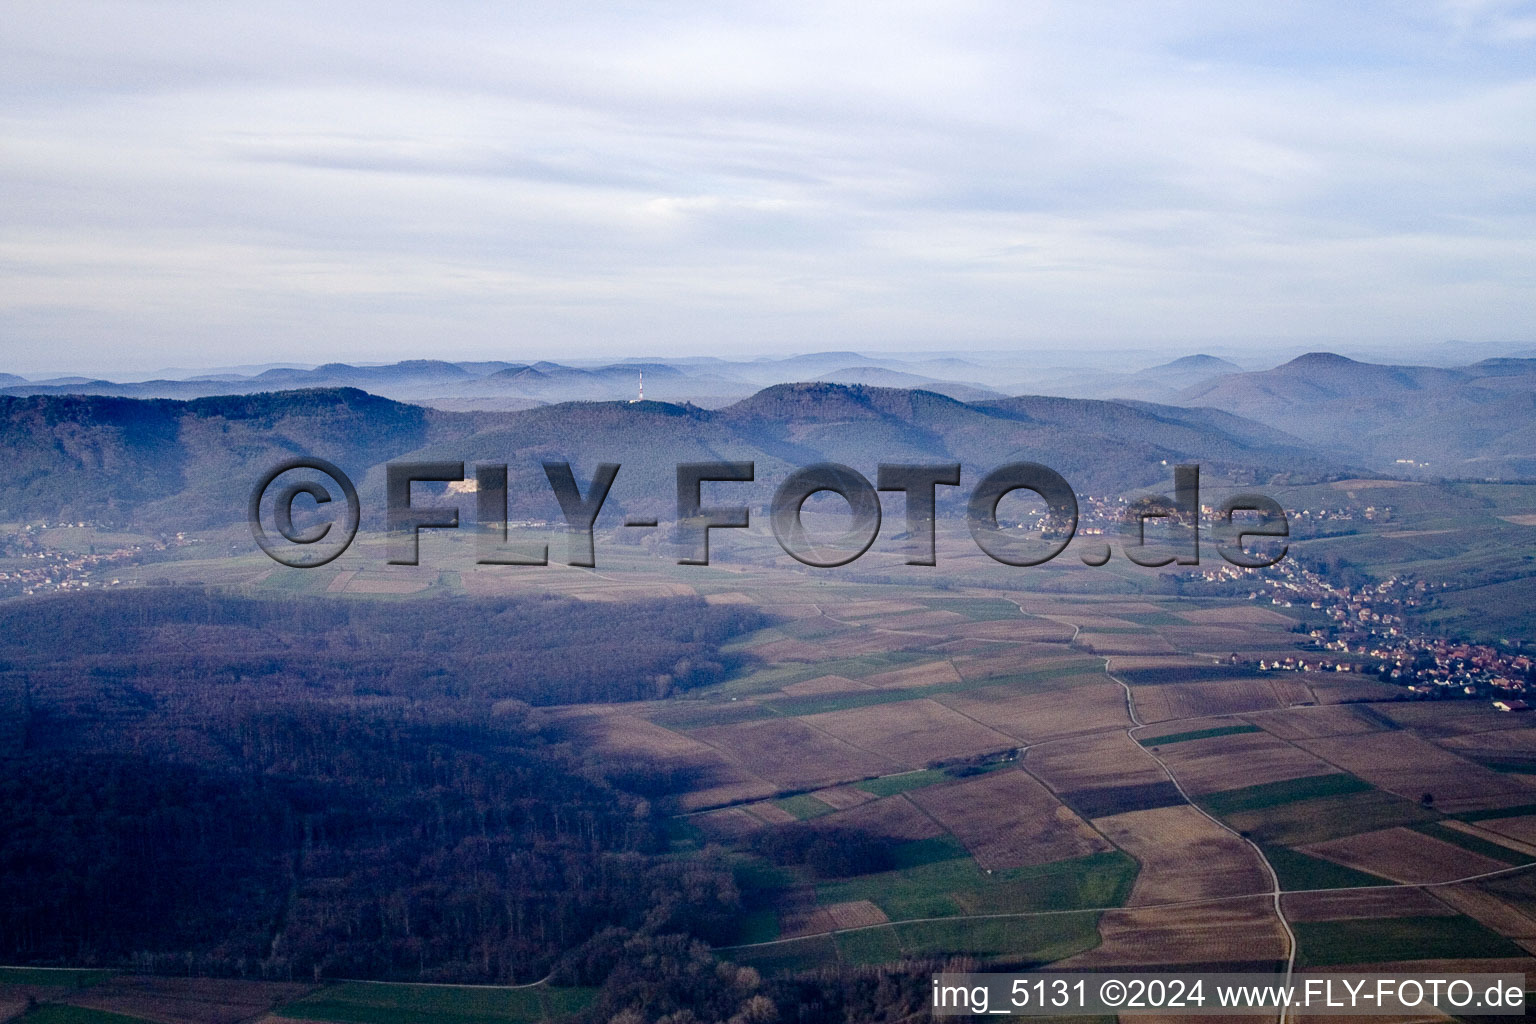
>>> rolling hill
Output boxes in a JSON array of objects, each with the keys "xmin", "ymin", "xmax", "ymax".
[
  {"xmin": 0, "ymin": 383, "xmax": 1352, "ymax": 531},
  {"xmin": 1175, "ymin": 354, "xmax": 1536, "ymax": 478},
  {"xmin": 0, "ymin": 351, "xmax": 1248, "ymax": 410},
  {"xmin": 6, "ymin": 348, "xmax": 1534, "ymax": 480}
]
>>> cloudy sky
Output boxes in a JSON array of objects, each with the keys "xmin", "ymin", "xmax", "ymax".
[{"xmin": 2, "ymin": 1, "xmax": 1534, "ymax": 373}]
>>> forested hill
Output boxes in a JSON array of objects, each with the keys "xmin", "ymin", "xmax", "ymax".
[
  {"xmin": 0, "ymin": 388, "xmax": 475, "ymax": 526},
  {"xmin": 1174, "ymin": 354, "xmax": 1536, "ymax": 477},
  {"xmin": 0, "ymin": 382, "xmax": 1352, "ymax": 530}
]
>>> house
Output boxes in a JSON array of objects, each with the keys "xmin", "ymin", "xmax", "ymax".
[{"xmin": 1493, "ymin": 700, "xmax": 1530, "ymax": 713}]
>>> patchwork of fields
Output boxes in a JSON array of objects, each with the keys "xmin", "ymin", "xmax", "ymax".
[
  {"xmin": 9, "ymin": 509, "xmax": 1536, "ymax": 1023},
  {"xmin": 526, "ymin": 562, "xmax": 1536, "ymax": 989}
]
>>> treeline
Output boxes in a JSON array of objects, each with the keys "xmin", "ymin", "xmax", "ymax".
[
  {"xmin": 0, "ymin": 588, "xmax": 767, "ymax": 707},
  {"xmin": 556, "ymin": 933, "xmax": 941, "ymax": 1023},
  {"xmin": 0, "ymin": 588, "xmax": 767, "ymax": 984},
  {"xmin": 747, "ymin": 824, "xmax": 895, "ymax": 879}
]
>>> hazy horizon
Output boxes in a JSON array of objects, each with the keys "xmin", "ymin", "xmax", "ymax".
[
  {"xmin": 4, "ymin": 2, "xmax": 1536, "ymax": 373},
  {"xmin": 8, "ymin": 336, "xmax": 1536, "ymax": 383}
]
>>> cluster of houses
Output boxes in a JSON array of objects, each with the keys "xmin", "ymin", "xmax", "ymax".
[
  {"xmin": 1194, "ymin": 538, "xmax": 1533, "ymax": 707},
  {"xmin": 1288, "ymin": 504, "xmax": 1387, "ymax": 525},
  {"xmin": 0, "ymin": 522, "xmax": 173, "ymax": 597}
]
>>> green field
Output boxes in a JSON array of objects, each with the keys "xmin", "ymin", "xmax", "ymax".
[
  {"xmin": 772, "ymin": 793, "xmax": 837, "ymax": 820},
  {"xmin": 1115, "ymin": 610, "xmax": 1191, "ymax": 626},
  {"xmin": 1201, "ymin": 773, "xmax": 1372, "ymax": 816},
  {"xmin": 703, "ymin": 651, "xmax": 932, "ymax": 700},
  {"xmin": 724, "ymin": 933, "xmax": 837, "ymax": 975},
  {"xmin": 1294, "ymin": 915, "xmax": 1524, "ymax": 967},
  {"xmin": 762, "ymin": 688, "xmax": 922, "ymax": 716},
  {"xmin": 1458, "ymin": 803, "xmax": 1536, "ymax": 822},
  {"xmin": 19, "ymin": 1008, "xmax": 151, "ymax": 1024},
  {"xmin": 727, "ymin": 852, "xmax": 804, "ymax": 943},
  {"xmin": 852, "ymin": 762, "xmax": 1008, "ymax": 798},
  {"xmin": 1411, "ymin": 571, "xmax": 1536, "ymax": 645},
  {"xmin": 0, "ymin": 969, "xmax": 114, "ymax": 990},
  {"xmin": 18, "ymin": 1007, "xmax": 150, "ymax": 1019},
  {"xmin": 833, "ymin": 925, "xmax": 904, "ymax": 965},
  {"xmin": 761, "ymin": 659, "xmax": 1108, "ymax": 716},
  {"xmin": 1282, "ymin": 486, "xmax": 1536, "ymax": 644},
  {"xmin": 1223, "ymin": 788, "xmax": 1439, "ymax": 846},
  {"xmin": 892, "ymin": 913, "xmax": 1101, "ymax": 964},
  {"xmin": 1261, "ymin": 845, "xmax": 1396, "ymax": 890},
  {"xmin": 815, "ymin": 848, "xmax": 1136, "ymax": 921},
  {"xmin": 887, "ymin": 836, "xmax": 974, "ymax": 869},
  {"xmin": 773, "ymin": 618, "xmax": 850, "ymax": 639},
  {"xmin": 277, "ymin": 982, "xmax": 595, "ymax": 1024},
  {"xmin": 1412, "ymin": 823, "xmax": 1536, "ymax": 866},
  {"xmin": 1140, "ymin": 724, "xmax": 1261, "ymax": 747},
  {"xmin": 1472, "ymin": 754, "xmax": 1536, "ymax": 774},
  {"xmin": 946, "ymin": 854, "xmax": 1137, "ymax": 916},
  {"xmin": 927, "ymin": 598, "xmax": 1034, "ymax": 622},
  {"xmin": 854, "ymin": 768, "xmax": 950, "ymax": 797}
]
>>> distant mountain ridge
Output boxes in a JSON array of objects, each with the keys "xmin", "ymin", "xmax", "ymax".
[
  {"xmin": 1174, "ymin": 354, "xmax": 1536, "ymax": 477},
  {"xmin": 0, "ymin": 383, "xmax": 1351, "ymax": 530},
  {"xmin": 1140, "ymin": 354, "xmax": 1245, "ymax": 378},
  {"xmin": 0, "ymin": 350, "xmax": 1212, "ymax": 408},
  {"xmin": 5, "ymin": 348, "xmax": 1532, "ymax": 479}
]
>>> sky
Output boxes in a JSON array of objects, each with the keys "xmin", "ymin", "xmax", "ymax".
[{"xmin": 2, "ymin": 1, "xmax": 1535, "ymax": 374}]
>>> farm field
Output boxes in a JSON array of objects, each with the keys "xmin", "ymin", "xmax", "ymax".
[
  {"xmin": 18, "ymin": 1009, "xmax": 153, "ymax": 1024},
  {"xmin": 0, "ymin": 977, "xmax": 594, "ymax": 1024},
  {"xmin": 1281, "ymin": 886, "xmax": 1452, "ymax": 922},
  {"xmin": 1088, "ymin": 806, "xmax": 1268, "ymax": 905},
  {"xmin": 1140, "ymin": 731, "xmax": 1336, "ymax": 796},
  {"xmin": 904, "ymin": 768, "xmax": 1112, "ymax": 869},
  {"xmin": 1057, "ymin": 898, "xmax": 1288, "ymax": 968},
  {"xmin": 29, "ymin": 542, "xmax": 1536, "ymax": 1000},
  {"xmin": 491, "ymin": 546, "xmax": 1536, "ymax": 985},
  {"xmin": 272, "ymin": 982, "xmax": 596, "ymax": 1024},
  {"xmin": 683, "ymin": 558, "xmax": 1536, "ymax": 982},
  {"xmin": 1293, "ymin": 915, "xmax": 1525, "ymax": 967},
  {"xmin": 62, "ymin": 978, "xmax": 311, "ymax": 1024},
  {"xmin": 13, "ymin": 496, "xmax": 1536, "ymax": 1017},
  {"xmin": 1211, "ymin": 783, "xmax": 1441, "ymax": 846},
  {"xmin": 1297, "ymin": 827, "xmax": 1514, "ymax": 885},
  {"xmin": 1292, "ymin": 731, "xmax": 1536, "ymax": 813}
]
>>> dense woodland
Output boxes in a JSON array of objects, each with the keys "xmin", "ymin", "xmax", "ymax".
[
  {"xmin": 0, "ymin": 591, "xmax": 765, "ymax": 987},
  {"xmin": 0, "ymin": 587, "xmax": 959, "ymax": 1021}
]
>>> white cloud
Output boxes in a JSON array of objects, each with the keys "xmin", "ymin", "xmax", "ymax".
[{"xmin": 0, "ymin": 1, "xmax": 1533, "ymax": 372}]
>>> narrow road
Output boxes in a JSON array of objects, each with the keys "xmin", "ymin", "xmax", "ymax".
[{"xmin": 1105, "ymin": 654, "xmax": 1298, "ymax": 1024}]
